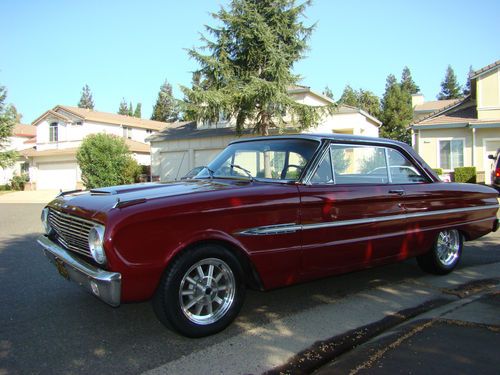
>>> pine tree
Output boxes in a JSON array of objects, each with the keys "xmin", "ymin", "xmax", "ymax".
[
  {"xmin": 118, "ymin": 98, "xmax": 128, "ymax": 115},
  {"xmin": 400, "ymin": 66, "xmax": 420, "ymax": 94},
  {"xmin": 338, "ymin": 85, "xmax": 380, "ymax": 119},
  {"xmin": 151, "ymin": 79, "xmax": 179, "ymax": 122},
  {"xmin": 128, "ymin": 102, "xmax": 133, "ymax": 116},
  {"xmin": 0, "ymin": 85, "xmax": 18, "ymax": 168},
  {"xmin": 134, "ymin": 103, "xmax": 142, "ymax": 118},
  {"xmin": 463, "ymin": 65, "xmax": 474, "ymax": 97},
  {"xmin": 322, "ymin": 86, "xmax": 334, "ymax": 100},
  {"xmin": 78, "ymin": 84, "xmax": 95, "ymax": 109},
  {"xmin": 338, "ymin": 85, "xmax": 358, "ymax": 107},
  {"xmin": 437, "ymin": 65, "xmax": 462, "ymax": 100},
  {"xmin": 380, "ymin": 74, "xmax": 412, "ymax": 144},
  {"xmin": 181, "ymin": 0, "xmax": 330, "ymax": 135}
]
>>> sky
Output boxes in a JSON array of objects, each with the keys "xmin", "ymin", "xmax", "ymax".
[{"xmin": 1, "ymin": 0, "xmax": 499, "ymax": 124}]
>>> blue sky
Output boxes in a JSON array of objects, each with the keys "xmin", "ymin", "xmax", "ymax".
[{"xmin": 1, "ymin": 0, "xmax": 499, "ymax": 123}]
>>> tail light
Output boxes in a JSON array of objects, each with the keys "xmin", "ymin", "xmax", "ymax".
[{"xmin": 496, "ymin": 167, "xmax": 500, "ymax": 177}]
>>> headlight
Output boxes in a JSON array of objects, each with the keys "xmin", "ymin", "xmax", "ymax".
[
  {"xmin": 41, "ymin": 208, "xmax": 52, "ymax": 234},
  {"xmin": 88, "ymin": 225, "xmax": 107, "ymax": 265}
]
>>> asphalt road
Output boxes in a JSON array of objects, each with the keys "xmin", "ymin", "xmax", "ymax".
[{"xmin": 1, "ymin": 204, "xmax": 499, "ymax": 375}]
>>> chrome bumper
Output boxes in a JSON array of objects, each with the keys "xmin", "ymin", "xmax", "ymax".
[{"xmin": 37, "ymin": 235, "xmax": 121, "ymax": 307}]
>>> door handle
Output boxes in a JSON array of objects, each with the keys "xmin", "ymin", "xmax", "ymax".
[{"xmin": 389, "ymin": 189, "xmax": 404, "ymax": 196}]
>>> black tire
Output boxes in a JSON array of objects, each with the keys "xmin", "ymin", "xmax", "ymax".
[
  {"xmin": 417, "ymin": 229, "xmax": 463, "ymax": 275},
  {"xmin": 153, "ymin": 244, "xmax": 246, "ymax": 337}
]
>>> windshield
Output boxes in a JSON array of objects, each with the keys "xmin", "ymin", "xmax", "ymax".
[{"xmin": 196, "ymin": 138, "xmax": 320, "ymax": 181}]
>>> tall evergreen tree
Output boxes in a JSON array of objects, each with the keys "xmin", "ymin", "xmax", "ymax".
[
  {"xmin": 322, "ymin": 86, "xmax": 334, "ymax": 100},
  {"xmin": 338, "ymin": 85, "xmax": 358, "ymax": 107},
  {"xmin": 380, "ymin": 74, "xmax": 412, "ymax": 144},
  {"xmin": 463, "ymin": 65, "xmax": 474, "ymax": 97},
  {"xmin": 118, "ymin": 98, "xmax": 129, "ymax": 115},
  {"xmin": 0, "ymin": 85, "xmax": 18, "ymax": 168},
  {"xmin": 128, "ymin": 102, "xmax": 133, "ymax": 116},
  {"xmin": 437, "ymin": 65, "xmax": 462, "ymax": 100},
  {"xmin": 151, "ymin": 79, "xmax": 179, "ymax": 122},
  {"xmin": 78, "ymin": 84, "xmax": 95, "ymax": 109},
  {"xmin": 181, "ymin": 0, "xmax": 330, "ymax": 136},
  {"xmin": 338, "ymin": 85, "xmax": 380, "ymax": 119},
  {"xmin": 400, "ymin": 66, "xmax": 420, "ymax": 94},
  {"xmin": 133, "ymin": 103, "xmax": 142, "ymax": 118}
]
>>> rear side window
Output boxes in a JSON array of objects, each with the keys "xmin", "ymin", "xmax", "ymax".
[{"xmin": 386, "ymin": 148, "xmax": 428, "ymax": 183}]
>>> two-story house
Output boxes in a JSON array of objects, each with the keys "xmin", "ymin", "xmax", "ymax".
[
  {"xmin": 23, "ymin": 105, "xmax": 166, "ymax": 190},
  {"xmin": 148, "ymin": 86, "xmax": 382, "ymax": 182},
  {"xmin": 411, "ymin": 60, "xmax": 500, "ymax": 184},
  {"xmin": 0, "ymin": 124, "xmax": 36, "ymax": 186}
]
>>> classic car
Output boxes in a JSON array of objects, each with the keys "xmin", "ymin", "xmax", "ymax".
[
  {"xmin": 38, "ymin": 134, "xmax": 499, "ymax": 337},
  {"xmin": 488, "ymin": 149, "xmax": 500, "ymax": 190}
]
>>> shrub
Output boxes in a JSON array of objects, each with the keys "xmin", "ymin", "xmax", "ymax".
[
  {"xmin": 0, "ymin": 184, "xmax": 11, "ymax": 191},
  {"xmin": 454, "ymin": 167, "xmax": 476, "ymax": 183},
  {"xmin": 432, "ymin": 168, "xmax": 443, "ymax": 175},
  {"xmin": 10, "ymin": 173, "xmax": 29, "ymax": 190},
  {"xmin": 76, "ymin": 134, "xmax": 142, "ymax": 189}
]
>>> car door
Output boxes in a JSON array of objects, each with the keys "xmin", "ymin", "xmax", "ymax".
[{"xmin": 298, "ymin": 142, "xmax": 408, "ymax": 278}]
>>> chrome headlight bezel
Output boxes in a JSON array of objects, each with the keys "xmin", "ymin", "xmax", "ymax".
[
  {"xmin": 41, "ymin": 207, "xmax": 52, "ymax": 235},
  {"xmin": 88, "ymin": 225, "xmax": 107, "ymax": 265}
]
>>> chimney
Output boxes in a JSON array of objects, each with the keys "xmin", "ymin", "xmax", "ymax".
[{"xmin": 411, "ymin": 93, "xmax": 424, "ymax": 108}]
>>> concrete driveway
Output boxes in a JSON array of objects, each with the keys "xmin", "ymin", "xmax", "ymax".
[{"xmin": 0, "ymin": 190, "xmax": 59, "ymax": 204}]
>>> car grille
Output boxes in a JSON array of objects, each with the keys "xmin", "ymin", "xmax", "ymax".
[{"xmin": 48, "ymin": 208, "xmax": 95, "ymax": 259}]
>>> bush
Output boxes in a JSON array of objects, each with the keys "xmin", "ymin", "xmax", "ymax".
[
  {"xmin": 454, "ymin": 167, "xmax": 476, "ymax": 183},
  {"xmin": 0, "ymin": 184, "xmax": 11, "ymax": 191},
  {"xmin": 76, "ymin": 134, "xmax": 142, "ymax": 189},
  {"xmin": 10, "ymin": 173, "xmax": 29, "ymax": 190},
  {"xmin": 432, "ymin": 168, "xmax": 443, "ymax": 175}
]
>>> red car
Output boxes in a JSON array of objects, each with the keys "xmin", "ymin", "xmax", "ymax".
[{"xmin": 38, "ymin": 134, "xmax": 499, "ymax": 337}]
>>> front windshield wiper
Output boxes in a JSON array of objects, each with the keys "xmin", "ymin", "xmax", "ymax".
[
  {"xmin": 201, "ymin": 166, "xmax": 215, "ymax": 179},
  {"xmin": 230, "ymin": 164, "xmax": 254, "ymax": 181}
]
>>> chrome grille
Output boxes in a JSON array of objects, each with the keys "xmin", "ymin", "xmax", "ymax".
[{"xmin": 48, "ymin": 208, "xmax": 95, "ymax": 259}]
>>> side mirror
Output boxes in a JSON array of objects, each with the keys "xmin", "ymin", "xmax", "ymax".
[{"xmin": 488, "ymin": 154, "xmax": 495, "ymax": 160}]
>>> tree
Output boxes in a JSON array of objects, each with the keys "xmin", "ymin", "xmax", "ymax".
[
  {"xmin": 128, "ymin": 102, "xmax": 133, "ymax": 116},
  {"xmin": 0, "ymin": 85, "xmax": 18, "ymax": 168},
  {"xmin": 76, "ymin": 133, "xmax": 141, "ymax": 189},
  {"xmin": 338, "ymin": 85, "xmax": 381, "ymax": 119},
  {"xmin": 78, "ymin": 84, "xmax": 95, "ymax": 109},
  {"xmin": 181, "ymin": 0, "xmax": 331, "ymax": 136},
  {"xmin": 134, "ymin": 103, "xmax": 142, "ymax": 118},
  {"xmin": 118, "ymin": 98, "xmax": 129, "ymax": 115},
  {"xmin": 463, "ymin": 65, "xmax": 474, "ymax": 97},
  {"xmin": 400, "ymin": 66, "xmax": 420, "ymax": 94},
  {"xmin": 322, "ymin": 86, "xmax": 334, "ymax": 100},
  {"xmin": 380, "ymin": 74, "xmax": 412, "ymax": 144},
  {"xmin": 151, "ymin": 79, "xmax": 179, "ymax": 122},
  {"xmin": 437, "ymin": 65, "xmax": 462, "ymax": 100}
]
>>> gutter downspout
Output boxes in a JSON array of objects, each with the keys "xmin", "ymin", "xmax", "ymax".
[{"xmin": 471, "ymin": 126, "xmax": 476, "ymax": 167}]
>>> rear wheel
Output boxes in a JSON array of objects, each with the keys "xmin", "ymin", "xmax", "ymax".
[
  {"xmin": 153, "ymin": 245, "xmax": 246, "ymax": 337},
  {"xmin": 417, "ymin": 229, "xmax": 463, "ymax": 275}
]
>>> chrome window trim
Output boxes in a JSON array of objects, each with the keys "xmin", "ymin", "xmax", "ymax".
[{"xmin": 237, "ymin": 204, "xmax": 500, "ymax": 236}]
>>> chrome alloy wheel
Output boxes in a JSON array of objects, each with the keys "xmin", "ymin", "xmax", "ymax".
[
  {"xmin": 436, "ymin": 230, "xmax": 460, "ymax": 266},
  {"xmin": 179, "ymin": 258, "xmax": 236, "ymax": 325}
]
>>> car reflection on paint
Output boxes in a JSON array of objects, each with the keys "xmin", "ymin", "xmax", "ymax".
[{"xmin": 37, "ymin": 134, "xmax": 500, "ymax": 337}]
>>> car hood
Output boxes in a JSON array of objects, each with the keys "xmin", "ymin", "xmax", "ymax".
[{"xmin": 47, "ymin": 180, "xmax": 249, "ymax": 222}]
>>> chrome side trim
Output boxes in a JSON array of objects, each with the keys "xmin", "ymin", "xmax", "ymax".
[
  {"xmin": 37, "ymin": 235, "xmax": 121, "ymax": 307},
  {"xmin": 237, "ymin": 204, "xmax": 500, "ymax": 236}
]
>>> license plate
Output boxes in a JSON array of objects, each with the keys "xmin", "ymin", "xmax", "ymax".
[{"xmin": 55, "ymin": 258, "xmax": 70, "ymax": 280}]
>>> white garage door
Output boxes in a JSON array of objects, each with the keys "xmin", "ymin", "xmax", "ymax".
[
  {"xmin": 160, "ymin": 151, "xmax": 189, "ymax": 181},
  {"xmin": 37, "ymin": 162, "xmax": 78, "ymax": 191},
  {"xmin": 484, "ymin": 140, "xmax": 500, "ymax": 185}
]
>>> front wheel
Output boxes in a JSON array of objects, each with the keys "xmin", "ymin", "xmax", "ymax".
[
  {"xmin": 153, "ymin": 245, "xmax": 246, "ymax": 337},
  {"xmin": 417, "ymin": 229, "xmax": 463, "ymax": 275}
]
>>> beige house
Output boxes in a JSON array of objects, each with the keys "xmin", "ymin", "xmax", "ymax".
[
  {"xmin": 149, "ymin": 86, "xmax": 382, "ymax": 181},
  {"xmin": 0, "ymin": 124, "xmax": 36, "ymax": 185},
  {"xmin": 411, "ymin": 60, "xmax": 500, "ymax": 184},
  {"xmin": 24, "ymin": 106, "xmax": 166, "ymax": 190}
]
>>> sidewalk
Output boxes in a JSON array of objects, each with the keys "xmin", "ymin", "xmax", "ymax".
[{"xmin": 0, "ymin": 190, "xmax": 59, "ymax": 204}]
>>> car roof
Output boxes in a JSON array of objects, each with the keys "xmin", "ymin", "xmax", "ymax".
[{"xmin": 229, "ymin": 133, "xmax": 407, "ymax": 148}]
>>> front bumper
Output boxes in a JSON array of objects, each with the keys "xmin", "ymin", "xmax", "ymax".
[{"xmin": 37, "ymin": 235, "xmax": 121, "ymax": 307}]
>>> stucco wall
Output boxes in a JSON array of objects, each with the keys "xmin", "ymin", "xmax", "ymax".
[{"xmin": 477, "ymin": 68, "xmax": 500, "ymax": 120}]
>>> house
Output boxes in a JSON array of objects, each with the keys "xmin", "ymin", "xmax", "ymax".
[
  {"xmin": 411, "ymin": 60, "xmax": 500, "ymax": 184},
  {"xmin": 23, "ymin": 106, "xmax": 166, "ymax": 190},
  {"xmin": 148, "ymin": 86, "xmax": 381, "ymax": 181},
  {"xmin": 0, "ymin": 124, "xmax": 36, "ymax": 186},
  {"xmin": 411, "ymin": 94, "xmax": 461, "ymax": 122}
]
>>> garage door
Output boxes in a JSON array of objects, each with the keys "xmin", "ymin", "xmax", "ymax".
[
  {"xmin": 37, "ymin": 162, "xmax": 78, "ymax": 191},
  {"xmin": 194, "ymin": 149, "xmax": 222, "ymax": 168},
  {"xmin": 484, "ymin": 140, "xmax": 500, "ymax": 185},
  {"xmin": 160, "ymin": 151, "xmax": 189, "ymax": 181}
]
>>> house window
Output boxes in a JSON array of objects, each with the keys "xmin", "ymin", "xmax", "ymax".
[
  {"xmin": 49, "ymin": 122, "xmax": 58, "ymax": 142},
  {"xmin": 439, "ymin": 139, "xmax": 464, "ymax": 170},
  {"xmin": 146, "ymin": 129, "xmax": 153, "ymax": 134},
  {"xmin": 123, "ymin": 126, "xmax": 132, "ymax": 139}
]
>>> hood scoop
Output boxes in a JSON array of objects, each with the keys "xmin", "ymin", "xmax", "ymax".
[{"xmin": 90, "ymin": 183, "xmax": 164, "ymax": 196}]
